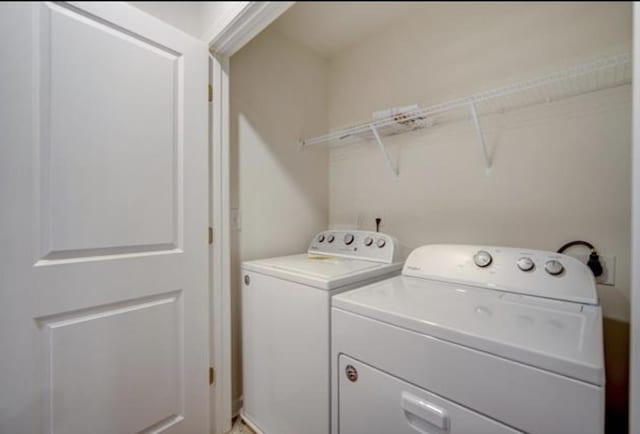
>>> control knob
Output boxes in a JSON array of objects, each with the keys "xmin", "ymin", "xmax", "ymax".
[
  {"xmin": 376, "ymin": 238, "xmax": 386, "ymax": 248},
  {"xmin": 517, "ymin": 257, "xmax": 534, "ymax": 272},
  {"xmin": 473, "ymin": 250, "xmax": 492, "ymax": 268},
  {"xmin": 364, "ymin": 236, "xmax": 374, "ymax": 246},
  {"xmin": 545, "ymin": 260, "xmax": 564, "ymax": 276}
]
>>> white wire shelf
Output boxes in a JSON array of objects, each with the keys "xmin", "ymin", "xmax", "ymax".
[{"xmin": 299, "ymin": 53, "xmax": 631, "ymax": 177}]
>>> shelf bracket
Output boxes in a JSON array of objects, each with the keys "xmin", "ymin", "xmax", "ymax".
[
  {"xmin": 468, "ymin": 100, "xmax": 492, "ymax": 173},
  {"xmin": 369, "ymin": 124, "xmax": 399, "ymax": 178}
]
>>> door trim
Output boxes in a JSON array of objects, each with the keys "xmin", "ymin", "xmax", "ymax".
[
  {"xmin": 206, "ymin": 3, "xmax": 293, "ymax": 434},
  {"xmin": 207, "ymin": 2, "xmax": 294, "ymax": 58},
  {"xmin": 209, "ymin": 53, "xmax": 232, "ymax": 434}
]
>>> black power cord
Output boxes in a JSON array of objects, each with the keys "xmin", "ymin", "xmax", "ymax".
[{"xmin": 557, "ymin": 240, "xmax": 603, "ymax": 277}]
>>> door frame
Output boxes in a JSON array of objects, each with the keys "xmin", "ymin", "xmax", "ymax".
[{"xmin": 206, "ymin": 3, "xmax": 294, "ymax": 433}]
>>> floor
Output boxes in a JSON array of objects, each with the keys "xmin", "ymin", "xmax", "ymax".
[{"xmin": 227, "ymin": 417, "xmax": 256, "ymax": 434}]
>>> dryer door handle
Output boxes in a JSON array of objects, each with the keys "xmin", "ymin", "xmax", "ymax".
[{"xmin": 401, "ymin": 392, "xmax": 450, "ymax": 432}]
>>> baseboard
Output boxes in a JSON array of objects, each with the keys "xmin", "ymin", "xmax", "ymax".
[{"xmin": 240, "ymin": 409, "xmax": 263, "ymax": 434}]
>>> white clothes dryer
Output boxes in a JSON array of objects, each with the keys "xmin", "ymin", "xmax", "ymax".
[{"xmin": 332, "ymin": 244, "xmax": 604, "ymax": 434}]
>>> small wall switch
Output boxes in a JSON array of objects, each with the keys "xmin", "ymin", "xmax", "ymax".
[{"xmin": 571, "ymin": 253, "xmax": 616, "ymax": 286}]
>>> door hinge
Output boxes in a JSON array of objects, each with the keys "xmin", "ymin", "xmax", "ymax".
[
  {"xmin": 209, "ymin": 366, "xmax": 215, "ymax": 385},
  {"xmin": 208, "ymin": 84, "xmax": 213, "ymax": 102},
  {"xmin": 209, "ymin": 227, "xmax": 214, "ymax": 245}
]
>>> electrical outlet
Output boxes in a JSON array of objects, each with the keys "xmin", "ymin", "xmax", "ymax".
[{"xmin": 570, "ymin": 253, "xmax": 616, "ymax": 286}]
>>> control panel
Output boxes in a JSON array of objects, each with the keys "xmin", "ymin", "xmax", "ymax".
[
  {"xmin": 403, "ymin": 244, "xmax": 598, "ymax": 305},
  {"xmin": 308, "ymin": 230, "xmax": 402, "ymax": 264}
]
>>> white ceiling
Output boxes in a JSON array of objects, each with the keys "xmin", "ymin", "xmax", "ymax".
[{"xmin": 271, "ymin": 2, "xmax": 426, "ymax": 58}]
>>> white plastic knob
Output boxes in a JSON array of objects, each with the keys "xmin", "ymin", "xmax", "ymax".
[
  {"xmin": 545, "ymin": 260, "xmax": 564, "ymax": 276},
  {"xmin": 517, "ymin": 257, "xmax": 534, "ymax": 272},
  {"xmin": 473, "ymin": 250, "xmax": 492, "ymax": 268}
]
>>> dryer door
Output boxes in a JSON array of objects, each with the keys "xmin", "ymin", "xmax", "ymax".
[{"xmin": 338, "ymin": 356, "xmax": 523, "ymax": 434}]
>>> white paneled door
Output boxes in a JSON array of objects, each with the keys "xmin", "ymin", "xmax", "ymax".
[{"xmin": 0, "ymin": 2, "xmax": 209, "ymax": 433}]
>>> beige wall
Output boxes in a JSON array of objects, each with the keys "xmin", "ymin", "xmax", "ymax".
[
  {"xmin": 328, "ymin": 2, "xmax": 632, "ymax": 322},
  {"xmin": 328, "ymin": 2, "xmax": 631, "ymax": 128},
  {"xmin": 230, "ymin": 27, "xmax": 329, "ymax": 407}
]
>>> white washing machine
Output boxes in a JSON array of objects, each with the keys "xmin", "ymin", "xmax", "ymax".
[
  {"xmin": 241, "ymin": 230, "xmax": 404, "ymax": 434},
  {"xmin": 332, "ymin": 244, "xmax": 604, "ymax": 434}
]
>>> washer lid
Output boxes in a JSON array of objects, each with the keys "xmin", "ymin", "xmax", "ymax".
[
  {"xmin": 243, "ymin": 254, "xmax": 402, "ymax": 290},
  {"xmin": 333, "ymin": 275, "xmax": 604, "ymax": 385}
]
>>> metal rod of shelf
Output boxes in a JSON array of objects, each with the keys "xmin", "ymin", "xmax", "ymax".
[
  {"xmin": 468, "ymin": 100, "xmax": 491, "ymax": 173},
  {"xmin": 369, "ymin": 124, "xmax": 399, "ymax": 178}
]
